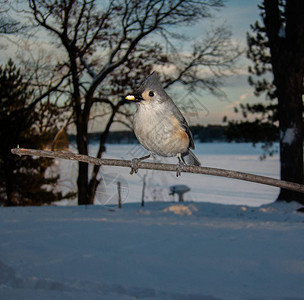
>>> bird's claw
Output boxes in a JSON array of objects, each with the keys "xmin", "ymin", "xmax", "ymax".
[
  {"xmin": 176, "ymin": 160, "xmax": 184, "ymax": 177},
  {"xmin": 130, "ymin": 158, "xmax": 140, "ymax": 175}
]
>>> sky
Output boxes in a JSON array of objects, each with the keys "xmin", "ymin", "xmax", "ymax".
[
  {"xmin": 0, "ymin": 0, "xmax": 264, "ymax": 129},
  {"xmin": 182, "ymin": 0, "xmax": 263, "ymax": 126}
]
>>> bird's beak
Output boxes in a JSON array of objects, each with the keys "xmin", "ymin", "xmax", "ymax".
[{"xmin": 125, "ymin": 93, "xmax": 143, "ymax": 102}]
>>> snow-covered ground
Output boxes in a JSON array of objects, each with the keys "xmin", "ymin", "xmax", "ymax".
[
  {"xmin": 1, "ymin": 142, "xmax": 304, "ymax": 299},
  {"xmin": 0, "ymin": 202, "xmax": 304, "ymax": 299}
]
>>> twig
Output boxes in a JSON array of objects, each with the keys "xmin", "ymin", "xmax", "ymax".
[{"xmin": 11, "ymin": 148, "xmax": 304, "ymax": 194}]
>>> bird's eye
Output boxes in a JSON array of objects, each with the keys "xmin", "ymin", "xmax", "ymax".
[{"xmin": 149, "ymin": 91, "xmax": 154, "ymax": 97}]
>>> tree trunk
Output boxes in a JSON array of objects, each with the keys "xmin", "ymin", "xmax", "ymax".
[
  {"xmin": 87, "ymin": 105, "xmax": 120, "ymax": 204},
  {"xmin": 75, "ymin": 115, "xmax": 89, "ymax": 205},
  {"xmin": 264, "ymin": 0, "xmax": 304, "ymax": 204},
  {"xmin": 77, "ymin": 161, "xmax": 89, "ymax": 205},
  {"xmin": 87, "ymin": 133, "xmax": 106, "ymax": 205},
  {"xmin": 276, "ymin": 71, "xmax": 304, "ymax": 203},
  {"xmin": 3, "ymin": 153, "xmax": 14, "ymax": 206},
  {"xmin": 67, "ymin": 44, "xmax": 91, "ymax": 205}
]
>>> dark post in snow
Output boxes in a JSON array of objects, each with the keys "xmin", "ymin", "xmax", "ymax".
[
  {"xmin": 117, "ymin": 181, "xmax": 122, "ymax": 209},
  {"xmin": 141, "ymin": 174, "xmax": 146, "ymax": 207}
]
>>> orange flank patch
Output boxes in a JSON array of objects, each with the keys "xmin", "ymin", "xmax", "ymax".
[
  {"xmin": 170, "ymin": 115, "xmax": 189, "ymax": 148},
  {"xmin": 176, "ymin": 128, "xmax": 189, "ymax": 145}
]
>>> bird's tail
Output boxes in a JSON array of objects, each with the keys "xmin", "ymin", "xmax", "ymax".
[{"xmin": 181, "ymin": 150, "xmax": 201, "ymax": 167}]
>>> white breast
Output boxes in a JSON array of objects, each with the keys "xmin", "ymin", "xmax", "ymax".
[{"xmin": 133, "ymin": 102, "xmax": 189, "ymax": 157}]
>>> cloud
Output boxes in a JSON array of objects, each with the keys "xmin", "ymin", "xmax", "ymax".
[{"xmin": 240, "ymin": 92, "xmax": 253, "ymax": 101}]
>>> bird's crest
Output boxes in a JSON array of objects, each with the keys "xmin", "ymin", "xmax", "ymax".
[{"xmin": 137, "ymin": 71, "xmax": 163, "ymax": 94}]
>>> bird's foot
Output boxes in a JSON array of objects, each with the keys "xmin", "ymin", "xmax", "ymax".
[
  {"xmin": 176, "ymin": 160, "xmax": 184, "ymax": 177},
  {"xmin": 130, "ymin": 158, "xmax": 140, "ymax": 175},
  {"xmin": 129, "ymin": 154, "xmax": 151, "ymax": 175}
]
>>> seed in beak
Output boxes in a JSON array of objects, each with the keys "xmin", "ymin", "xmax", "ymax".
[{"xmin": 125, "ymin": 95, "xmax": 135, "ymax": 101}]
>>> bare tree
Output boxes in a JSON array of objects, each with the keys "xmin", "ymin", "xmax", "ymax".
[
  {"xmin": 0, "ymin": 0, "xmax": 25, "ymax": 34},
  {"xmin": 21, "ymin": 0, "xmax": 241, "ymax": 205}
]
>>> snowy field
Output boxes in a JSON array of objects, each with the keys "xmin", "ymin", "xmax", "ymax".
[
  {"xmin": 0, "ymin": 202, "xmax": 304, "ymax": 299},
  {"xmin": 1, "ymin": 143, "xmax": 304, "ymax": 299}
]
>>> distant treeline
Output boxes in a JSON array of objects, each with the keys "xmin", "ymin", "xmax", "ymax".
[{"xmin": 68, "ymin": 124, "xmax": 279, "ymax": 144}]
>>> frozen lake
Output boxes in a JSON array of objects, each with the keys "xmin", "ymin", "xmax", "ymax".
[{"xmin": 52, "ymin": 142, "xmax": 280, "ymax": 207}]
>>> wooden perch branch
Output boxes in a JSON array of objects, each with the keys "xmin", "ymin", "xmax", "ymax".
[{"xmin": 11, "ymin": 148, "xmax": 304, "ymax": 194}]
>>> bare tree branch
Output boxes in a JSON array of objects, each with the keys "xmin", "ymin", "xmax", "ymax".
[{"xmin": 11, "ymin": 148, "xmax": 304, "ymax": 195}]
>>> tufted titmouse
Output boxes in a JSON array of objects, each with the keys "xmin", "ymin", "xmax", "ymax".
[{"xmin": 125, "ymin": 72, "xmax": 200, "ymax": 176}]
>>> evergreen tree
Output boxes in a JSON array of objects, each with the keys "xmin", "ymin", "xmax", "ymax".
[
  {"xmin": 225, "ymin": 0, "xmax": 304, "ymax": 204},
  {"xmin": 0, "ymin": 60, "xmax": 73, "ymax": 206}
]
